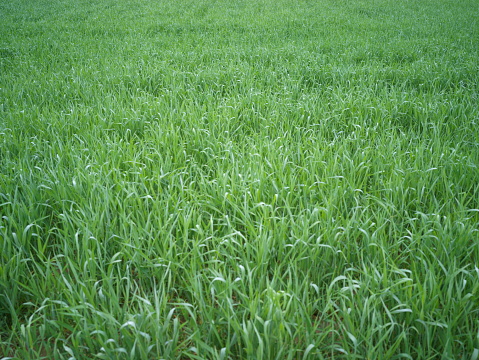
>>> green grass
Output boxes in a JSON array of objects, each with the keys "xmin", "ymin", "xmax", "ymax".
[{"xmin": 1, "ymin": 0, "xmax": 479, "ymax": 358}]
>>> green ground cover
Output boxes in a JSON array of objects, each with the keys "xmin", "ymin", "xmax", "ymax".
[{"xmin": 1, "ymin": 0, "xmax": 479, "ymax": 358}]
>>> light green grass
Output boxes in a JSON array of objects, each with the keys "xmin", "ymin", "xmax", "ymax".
[{"xmin": 1, "ymin": 0, "xmax": 479, "ymax": 358}]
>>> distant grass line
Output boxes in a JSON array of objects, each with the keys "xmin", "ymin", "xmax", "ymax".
[{"xmin": 1, "ymin": 0, "xmax": 479, "ymax": 358}]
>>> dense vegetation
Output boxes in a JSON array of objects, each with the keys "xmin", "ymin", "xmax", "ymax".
[{"xmin": 1, "ymin": 0, "xmax": 478, "ymax": 358}]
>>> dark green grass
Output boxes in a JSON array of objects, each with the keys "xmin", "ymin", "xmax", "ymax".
[{"xmin": 1, "ymin": 0, "xmax": 479, "ymax": 358}]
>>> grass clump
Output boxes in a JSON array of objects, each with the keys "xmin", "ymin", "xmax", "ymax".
[{"xmin": 1, "ymin": 0, "xmax": 479, "ymax": 358}]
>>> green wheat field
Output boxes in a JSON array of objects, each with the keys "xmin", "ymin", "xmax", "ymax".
[{"xmin": 1, "ymin": 0, "xmax": 479, "ymax": 358}]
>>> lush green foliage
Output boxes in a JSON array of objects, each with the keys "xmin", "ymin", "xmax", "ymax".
[{"xmin": 1, "ymin": 0, "xmax": 479, "ymax": 358}]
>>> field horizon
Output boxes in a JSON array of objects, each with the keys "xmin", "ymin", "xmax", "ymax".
[{"xmin": 1, "ymin": 0, "xmax": 479, "ymax": 358}]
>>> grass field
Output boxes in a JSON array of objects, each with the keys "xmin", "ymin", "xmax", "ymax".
[{"xmin": 1, "ymin": 0, "xmax": 479, "ymax": 358}]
